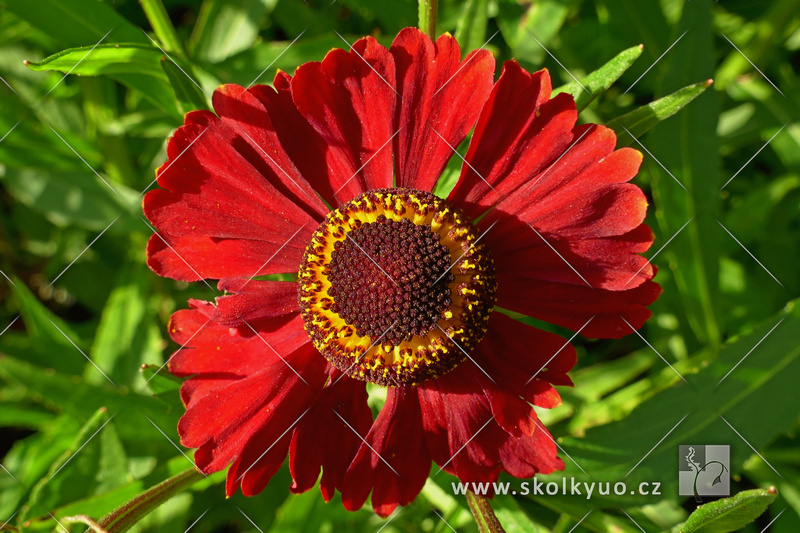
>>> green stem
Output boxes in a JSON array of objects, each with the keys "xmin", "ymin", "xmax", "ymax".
[
  {"xmin": 140, "ymin": 0, "xmax": 185, "ymax": 57},
  {"xmin": 466, "ymin": 491, "xmax": 507, "ymax": 533},
  {"xmin": 89, "ymin": 468, "xmax": 204, "ymax": 533},
  {"xmin": 418, "ymin": 0, "xmax": 439, "ymax": 41}
]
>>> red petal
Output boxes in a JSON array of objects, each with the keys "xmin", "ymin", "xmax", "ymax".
[
  {"xmin": 289, "ymin": 376, "xmax": 372, "ymax": 501},
  {"xmin": 144, "ymin": 121, "xmax": 316, "ymax": 281},
  {"xmin": 496, "ymin": 277, "xmax": 662, "ymax": 339},
  {"xmin": 390, "ymin": 28, "xmax": 494, "ymax": 191},
  {"xmin": 190, "ymin": 279, "xmax": 298, "ymax": 327},
  {"xmin": 180, "ymin": 342, "xmax": 326, "ymax": 477},
  {"xmin": 449, "ymin": 63, "xmax": 576, "ymax": 218},
  {"xmin": 291, "ymin": 36, "xmax": 396, "ymax": 205},
  {"xmin": 341, "ymin": 387, "xmax": 430, "ymax": 517},
  {"xmin": 249, "ymin": 74, "xmax": 348, "ymax": 209}
]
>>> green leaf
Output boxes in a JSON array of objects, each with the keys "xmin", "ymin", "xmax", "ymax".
[
  {"xmin": 140, "ymin": 365, "xmax": 183, "ymax": 395},
  {"xmin": 648, "ymin": 2, "xmax": 722, "ymax": 351},
  {"xmin": 1, "ymin": 168, "xmax": 138, "ymax": 232},
  {"xmin": 553, "ymin": 44, "xmax": 644, "ymax": 111},
  {"xmin": 25, "ymin": 44, "xmax": 166, "ymax": 78},
  {"xmin": 27, "ymin": 408, "xmax": 129, "ymax": 516},
  {"xmin": 88, "ymin": 262, "xmax": 164, "ymax": 389},
  {"xmin": 455, "ymin": 0, "xmax": 489, "ymax": 53},
  {"xmin": 675, "ymin": 487, "xmax": 778, "ymax": 533},
  {"xmin": 189, "ymin": 0, "xmax": 278, "ymax": 63},
  {"xmin": 140, "ymin": 0, "xmax": 186, "ymax": 58},
  {"xmin": 22, "ymin": 44, "xmax": 180, "ymax": 117},
  {"xmin": 606, "ymin": 79, "xmax": 714, "ymax": 147},
  {"xmin": 161, "ymin": 57, "xmax": 210, "ymax": 113}
]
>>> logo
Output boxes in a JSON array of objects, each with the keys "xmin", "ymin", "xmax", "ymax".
[{"xmin": 679, "ymin": 445, "xmax": 730, "ymax": 498}]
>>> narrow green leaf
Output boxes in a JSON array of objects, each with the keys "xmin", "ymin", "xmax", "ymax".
[
  {"xmin": 140, "ymin": 0, "xmax": 186, "ymax": 57},
  {"xmin": 88, "ymin": 262, "xmax": 163, "ymax": 388},
  {"xmin": 553, "ymin": 44, "xmax": 644, "ymax": 111},
  {"xmin": 607, "ymin": 79, "xmax": 714, "ymax": 147},
  {"xmin": 648, "ymin": 2, "xmax": 722, "ymax": 350},
  {"xmin": 161, "ymin": 57, "xmax": 209, "ymax": 113},
  {"xmin": 189, "ymin": 0, "xmax": 277, "ymax": 63},
  {"xmin": 26, "ymin": 44, "xmax": 166, "ymax": 78},
  {"xmin": 676, "ymin": 487, "xmax": 778, "ymax": 533},
  {"xmin": 455, "ymin": 0, "xmax": 489, "ymax": 53}
]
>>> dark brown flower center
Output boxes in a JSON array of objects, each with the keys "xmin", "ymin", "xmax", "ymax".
[{"xmin": 298, "ymin": 188, "xmax": 496, "ymax": 386}]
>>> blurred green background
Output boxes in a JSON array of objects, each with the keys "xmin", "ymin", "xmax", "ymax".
[{"xmin": 1, "ymin": 0, "xmax": 799, "ymax": 531}]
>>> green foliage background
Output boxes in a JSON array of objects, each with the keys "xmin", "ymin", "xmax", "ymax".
[{"xmin": 1, "ymin": 0, "xmax": 799, "ymax": 531}]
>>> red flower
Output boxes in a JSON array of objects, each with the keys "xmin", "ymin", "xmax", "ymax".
[{"xmin": 144, "ymin": 28, "xmax": 660, "ymax": 517}]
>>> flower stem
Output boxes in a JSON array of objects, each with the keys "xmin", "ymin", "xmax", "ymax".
[
  {"xmin": 418, "ymin": 0, "xmax": 439, "ymax": 41},
  {"xmin": 83, "ymin": 468, "xmax": 204, "ymax": 533},
  {"xmin": 140, "ymin": 0, "xmax": 186, "ymax": 58},
  {"xmin": 466, "ymin": 490, "xmax": 507, "ymax": 533}
]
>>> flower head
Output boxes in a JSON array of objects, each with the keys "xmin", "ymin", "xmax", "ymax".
[{"xmin": 144, "ymin": 27, "xmax": 660, "ymax": 516}]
